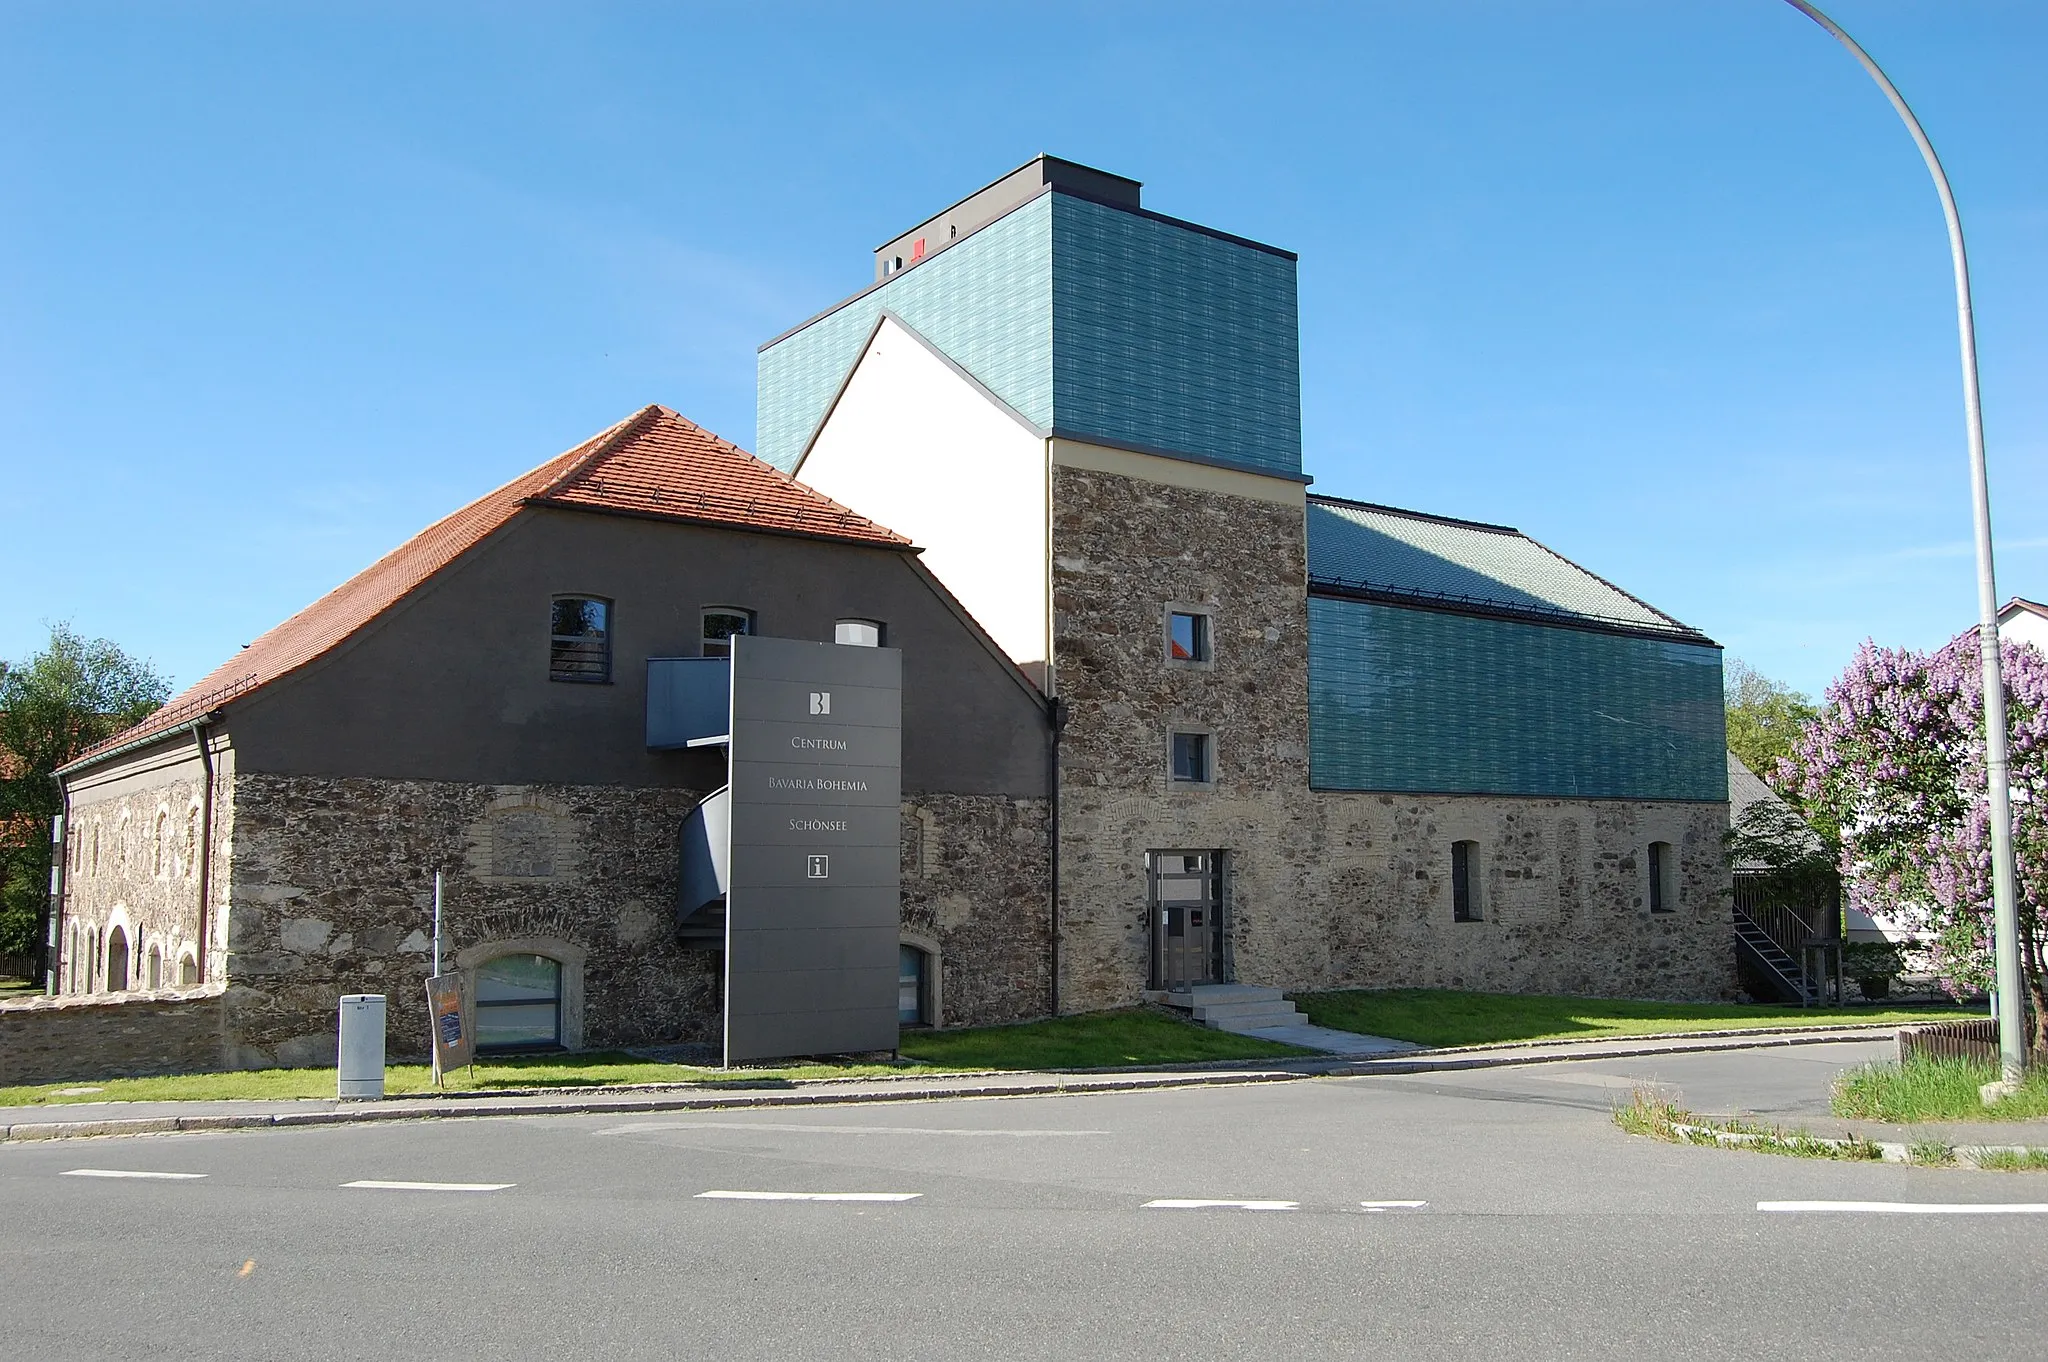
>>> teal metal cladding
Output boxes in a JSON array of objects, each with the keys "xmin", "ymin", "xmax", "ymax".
[
  {"xmin": 756, "ymin": 194, "xmax": 1055, "ymax": 473},
  {"xmin": 1048, "ymin": 196, "xmax": 1300, "ymax": 477},
  {"xmin": 756, "ymin": 191, "xmax": 1302, "ymax": 478},
  {"xmin": 1307, "ymin": 596, "xmax": 1729, "ymax": 801}
]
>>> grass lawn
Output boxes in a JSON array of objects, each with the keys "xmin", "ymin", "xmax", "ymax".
[
  {"xmin": 1832, "ymin": 1055, "xmax": 2048, "ymax": 1123},
  {"xmin": 0, "ymin": 1009, "xmax": 1306, "ymax": 1107},
  {"xmin": 1289, "ymin": 987, "xmax": 1967, "ymax": 1049},
  {"xmin": 0, "ymin": 1052, "xmax": 917, "ymax": 1108},
  {"xmin": 0, "ymin": 978, "xmax": 38, "ymax": 998},
  {"xmin": 899, "ymin": 1008, "xmax": 1313, "ymax": 1070}
]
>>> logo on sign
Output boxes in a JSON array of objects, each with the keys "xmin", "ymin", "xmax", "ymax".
[
  {"xmin": 807, "ymin": 855, "xmax": 830, "ymax": 879},
  {"xmin": 810, "ymin": 691, "xmax": 830, "ymax": 715}
]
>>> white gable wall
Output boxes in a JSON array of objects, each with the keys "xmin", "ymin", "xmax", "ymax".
[
  {"xmin": 2001, "ymin": 602, "xmax": 2048, "ymax": 654},
  {"xmin": 796, "ymin": 316, "xmax": 1050, "ymax": 678}
]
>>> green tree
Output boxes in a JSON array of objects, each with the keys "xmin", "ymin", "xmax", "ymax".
[
  {"xmin": 1725, "ymin": 658, "xmax": 1819, "ymax": 794},
  {"xmin": 0, "ymin": 624, "xmax": 169, "ymax": 977}
]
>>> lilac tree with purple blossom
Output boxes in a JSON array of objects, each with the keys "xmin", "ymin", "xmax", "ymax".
[{"xmin": 1782, "ymin": 638, "xmax": 2047, "ymax": 1049}]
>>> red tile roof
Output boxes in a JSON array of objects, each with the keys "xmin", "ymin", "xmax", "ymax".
[{"xmin": 60, "ymin": 406, "xmax": 911, "ymax": 773}]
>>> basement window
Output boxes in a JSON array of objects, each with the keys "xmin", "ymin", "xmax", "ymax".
[
  {"xmin": 898, "ymin": 945, "xmax": 932, "ymax": 1026},
  {"xmin": 1452, "ymin": 841, "xmax": 1483, "ymax": 922},
  {"xmin": 549, "ymin": 596, "xmax": 611, "ymax": 683},
  {"xmin": 475, "ymin": 954, "xmax": 563, "ymax": 1051}
]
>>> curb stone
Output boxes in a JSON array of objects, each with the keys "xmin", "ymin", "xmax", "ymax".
[
  {"xmin": 1667, "ymin": 1121, "xmax": 2048, "ymax": 1170},
  {"xmin": 0, "ymin": 1026, "xmax": 1911, "ymax": 1143},
  {"xmin": 0, "ymin": 1069, "xmax": 1307, "ymax": 1143}
]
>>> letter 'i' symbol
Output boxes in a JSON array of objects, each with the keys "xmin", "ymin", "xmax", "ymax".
[{"xmin": 810, "ymin": 692, "xmax": 830, "ymax": 715}]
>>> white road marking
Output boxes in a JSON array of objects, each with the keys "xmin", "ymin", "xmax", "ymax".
[
  {"xmin": 1144, "ymin": 1199, "xmax": 1298, "ymax": 1211},
  {"xmin": 1359, "ymin": 1200, "xmax": 1430, "ymax": 1211},
  {"xmin": 62, "ymin": 1169, "xmax": 207, "ymax": 1181},
  {"xmin": 1760, "ymin": 1200, "xmax": 2048, "ymax": 1215},
  {"xmin": 601, "ymin": 1122, "xmax": 1108, "ymax": 1138},
  {"xmin": 342, "ymin": 1180, "xmax": 514, "ymax": 1192},
  {"xmin": 696, "ymin": 1190, "xmax": 921, "ymax": 1202}
]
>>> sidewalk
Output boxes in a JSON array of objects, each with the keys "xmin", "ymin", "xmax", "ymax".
[{"xmin": 0, "ymin": 1023, "xmax": 1908, "ymax": 1142}]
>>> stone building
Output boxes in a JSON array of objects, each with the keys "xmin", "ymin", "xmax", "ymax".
[
  {"xmin": 766, "ymin": 155, "xmax": 1734, "ymax": 1010},
  {"xmin": 41, "ymin": 408, "xmax": 1049, "ymax": 1070},
  {"xmin": 25, "ymin": 155, "xmax": 1735, "ymax": 1081}
]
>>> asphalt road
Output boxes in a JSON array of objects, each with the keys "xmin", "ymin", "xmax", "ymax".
[{"xmin": 3, "ymin": 1042, "xmax": 2043, "ymax": 1360}]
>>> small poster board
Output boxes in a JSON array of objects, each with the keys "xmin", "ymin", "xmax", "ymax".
[{"xmin": 425, "ymin": 972, "xmax": 473, "ymax": 1080}]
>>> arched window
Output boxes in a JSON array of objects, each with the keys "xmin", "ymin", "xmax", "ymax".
[
  {"xmin": 106, "ymin": 927, "xmax": 130, "ymax": 993},
  {"xmin": 898, "ymin": 946, "xmax": 932, "ymax": 1026},
  {"xmin": 177, "ymin": 951, "xmax": 199, "ymax": 988},
  {"xmin": 154, "ymin": 810, "xmax": 169, "ymax": 876},
  {"xmin": 1649, "ymin": 841, "xmax": 1677, "ymax": 914},
  {"xmin": 90, "ymin": 821, "xmax": 100, "ymax": 875},
  {"xmin": 475, "ymin": 954, "xmax": 563, "ymax": 1050},
  {"xmin": 701, "ymin": 607, "xmax": 754, "ymax": 658},
  {"xmin": 146, "ymin": 944, "xmax": 163, "ymax": 990},
  {"xmin": 834, "ymin": 619, "xmax": 884, "ymax": 647}
]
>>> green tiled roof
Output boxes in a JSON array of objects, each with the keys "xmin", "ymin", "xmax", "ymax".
[{"xmin": 1307, "ymin": 497, "xmax": 1698, "ymax": 639}]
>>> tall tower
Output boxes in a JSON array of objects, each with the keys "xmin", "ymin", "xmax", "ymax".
[{"xmin": 759, "ymin": 156, "xmax": 1315, "ymax": 1008}]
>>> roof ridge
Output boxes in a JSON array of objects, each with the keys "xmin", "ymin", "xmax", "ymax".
[
  {"xmin": 530, "ymin": 404, "xmax": 903, "ymax": 540},
  {"xmin": 530, "ymin": 404, "xmax": 667, "ymax": 501},
  {"xmin": 1308, "ymin": 492, "xmax": 1520, "ymax": 536}
]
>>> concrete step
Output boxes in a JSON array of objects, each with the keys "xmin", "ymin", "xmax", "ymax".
[
  {"xmin": 1190, "ymin": 1000, "xmax": 1303, "ymax": 1025},
  {"xmin": 1167, "ymin": 984, "xmax": 1284, "ymax": 1008}
]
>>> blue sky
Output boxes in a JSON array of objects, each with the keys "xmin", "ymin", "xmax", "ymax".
[{"xmin": 2, "ymin": 1, "xmax": 2041, "ymax": 701}]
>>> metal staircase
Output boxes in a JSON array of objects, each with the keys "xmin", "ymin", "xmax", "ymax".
[
  {"xmin": 1734, "ymin": 908, "xmax": 1817, "ymax": 1005},
  {"xmin": 1732, "ymin": 884, "xmax": 1842, "ymax": 1007}
]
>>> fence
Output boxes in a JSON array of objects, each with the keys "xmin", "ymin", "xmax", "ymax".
[
  {"xmin": 1897, "ymin": 1018, "xmax": 2045, "ymax": 1069},
  {"xmin": 0, "ymin": 954, "xmax": 34, "ymax": 983}
]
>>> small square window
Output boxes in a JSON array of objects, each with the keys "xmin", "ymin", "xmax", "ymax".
[
  {"xmin": 835, "ymin": 618, "xmax": 883, "ymax": 647},
  {"xmin": 550, "ymin": 596, "xmax": 611, "ymax": 682},
  {"xmin": 702, "ymin": 608, "xmax": 753, "ymax": 658},
  {"xmin": 1171, "ymin": 732, "xmax": 1211, "ymax": 785},
  {"xmin": 1168, "ymin": 611, "xmax": 1211, "ymax": 665}
]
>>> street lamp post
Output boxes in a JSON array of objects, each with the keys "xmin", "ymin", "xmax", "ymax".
[{"xmin": 1780, "ymin": 1, "xmax": 2026, "ymax": 1085}]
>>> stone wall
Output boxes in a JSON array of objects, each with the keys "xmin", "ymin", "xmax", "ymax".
[
  {"xmin": 224, "ymin": 772, "xmax": 718, "ymax": 1065},
  {"xmin": 901, "ymin": 793, "xmax": 1052, "ymax": 1026},
  {"xmin": 0, "ymin": 987, "xmax": 234, "ymax": 1087},
  {"xmin": 1051, "ymin": 463, "xmax": 1316, "ymax": 1009},
  {"xmin": 213, "ymin": 773, "xmax": 1054, "ymax": 1066},
  {"xmin": 58, "ymin": 743, "xmax": 233, "ymax": 996},
  {"xmin": 1048, "ymin": 463, "xmax": 1738, "ymax": 1008}
]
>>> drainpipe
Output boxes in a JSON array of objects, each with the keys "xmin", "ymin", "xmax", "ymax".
[
  {"xmin": 191, "ymin": 720, "xmax": 216, "ymax": 985},
  {"xmin": 46, "ymin": 796, "xmax": 69, "ymax": 995},
  {"xmin": 1047, "ymin": 695, "xmax": 1066, "ymax": 1017}
]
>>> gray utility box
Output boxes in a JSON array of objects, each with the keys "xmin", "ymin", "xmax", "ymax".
[{"xmin": 337, "ymin": 994, "xmax": 387, "ymax": 1099}]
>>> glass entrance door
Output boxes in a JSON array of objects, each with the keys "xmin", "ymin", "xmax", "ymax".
[{"xmin": 1149, "ymin": 851, "xmax": 1226, "ymax": 991}]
